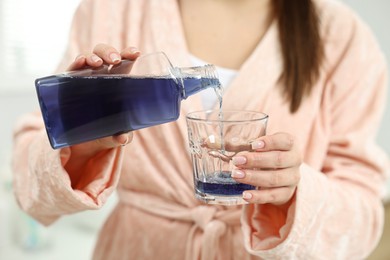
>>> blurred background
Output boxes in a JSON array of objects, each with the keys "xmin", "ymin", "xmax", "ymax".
[{"xmin": 0, "ymin": 0, "xmax": 389, "ymax": 259}]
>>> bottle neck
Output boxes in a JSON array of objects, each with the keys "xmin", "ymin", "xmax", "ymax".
[{"xmin": 172, "ymin": 65, "xmax": 221, "ymax": 99}]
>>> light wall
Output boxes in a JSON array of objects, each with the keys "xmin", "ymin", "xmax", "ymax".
[
  {"xmin": 340, "ymin": 0, "xmax": 390, "ymax": 153},
  {"xmin": 340, "ymin": 0, "xmax": 390, "ymax": 197}
]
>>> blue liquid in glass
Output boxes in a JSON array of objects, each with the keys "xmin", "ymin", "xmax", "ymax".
[
  {"xmin": 35, "ymin": 75, "xmax": 219, "ymax": 149},
  {"xmin": 195, "ymin": 171, "xmax": 255, "ymax": 196}
]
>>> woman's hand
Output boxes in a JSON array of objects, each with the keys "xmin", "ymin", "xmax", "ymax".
[
  {"xmin": 67, "ymin": 43, "xmax": 141, "ymax": 72},
  {"xmin": 231, "ymin": 132, "xmax": 302, "ymax": 206},
  {"xmin": 65, "ymin": 44, "xmax": 140, "ymax": 156}
]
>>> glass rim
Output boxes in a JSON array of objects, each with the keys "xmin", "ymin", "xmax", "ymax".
[{"xmin": 186, "ymin": 109, "xmax": 269, "ymax": 123}]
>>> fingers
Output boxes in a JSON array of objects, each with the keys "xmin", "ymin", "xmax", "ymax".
[
  {"xmin": 231, "ymin": 168, "xmax": 300, "ymax": 188},
  {"xmin": 113, "ymin": 132, "xmax": 133, "ymax": 146},
  {"xmin": 242, "ymin": 186, "xmax": 296, "ymax": 205},
  {"xmin": 93, "ymin": 43, "xmax": 122, "ymax": 64},
  {"xmin": 92, "ymin": 44, "xmax": 140, "ymax": 63},
  {"xmin": 120, "ymin": 46, "xmax": 141, "ymax": 60},
  {"xmin": 96, "ymin": 132, "xmax": 133, "ymax": 148},
  {"xmin": 108, "ymin": 47, "xmax": 141, "ymax": 74},
  {"xmin": 66, "ymin": 53, "xmax": 104, "ymax": 71},
  {"xmin": 251, "ymin": 132, "xmax": 295, "ymax": 152},
  {"xmin": 228, "ymin": 132, "xmax": 300, "ymax": 206},
  {"xmin": 232, "ymin": 133, "xmax": 300, "ymax": 169},
  {"xmin": 67, "ymin": 55, "xmax": 87, "ymax": 71},
  {"xmin": 232, "ymin": 150, "xmax": 301, "ymax": 169},
  {"xmin": 202, "ymin": 132, "xmax": 294, "ymax": 154},
  {"xmin": 68, "ymin": 132, "xmax": 133, "ymax": 162},
  {"xmin": 67, "ymin": 45, "xmax": 140, "ymax": 72}
]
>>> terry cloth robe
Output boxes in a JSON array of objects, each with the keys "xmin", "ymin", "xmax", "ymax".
[{"xmin": 12, "ymin": 0, "xmax": 389, "ymax": 259}]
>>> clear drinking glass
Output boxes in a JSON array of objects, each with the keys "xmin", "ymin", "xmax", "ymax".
[{"xmin": 186, "ymin": 110, "xmax": 268, "ymax": 205}]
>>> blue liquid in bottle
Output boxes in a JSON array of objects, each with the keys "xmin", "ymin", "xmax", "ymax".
[{"xmin": 35, "ymin": 75, "xmax": 220, "ymax": 149}]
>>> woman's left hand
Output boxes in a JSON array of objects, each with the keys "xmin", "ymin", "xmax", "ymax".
[{"xmin": 231, "ymin": 132, "xmax": 302, "ymax": 206}]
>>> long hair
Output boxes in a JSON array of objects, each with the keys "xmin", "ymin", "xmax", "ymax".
[{"xmin": 273, "ymin": 0, "xmax": 324, "ymax": 113}]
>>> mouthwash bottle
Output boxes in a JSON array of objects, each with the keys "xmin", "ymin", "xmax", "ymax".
[{"xmin": 35, "ymin": 52, "xmax": 221, "ymax": 149}]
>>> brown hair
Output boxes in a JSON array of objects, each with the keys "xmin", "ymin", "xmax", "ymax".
[{"xmin": 273, "ymin": 0, "xmax": 324, "ymax": 113}]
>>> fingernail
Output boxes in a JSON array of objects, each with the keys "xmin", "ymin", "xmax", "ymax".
[
  {"xmin": 231, "ymin": 169, "xmax": 245, "ymax": 179},
  {"xmin": 243, "ymin": 192, "xmax": 252, "ymax": 200},
  {"xmin": 251, "ymin": 140, "xmax": 265, "ymax": 150},
  {"xmin": 232, "ymin": 156, "xmax": 247, "ymax": 165},
  {"xmin": 75, "ymin": 55, "xmax": 85, "ymax": 61},
  {"xmin": 110, "ymin": 53, "xmax": 121, "ymax": 63},
  {"xmin": 91, "ymin": 54, "xmax": 102, "ymax": 63},
  {"xmin": 121, "ymin": 135, "xmax": 129, "ymax": 146},
  {"xmin": 129, "ymin": 47, "xmax": 140, "ymax": 54}
]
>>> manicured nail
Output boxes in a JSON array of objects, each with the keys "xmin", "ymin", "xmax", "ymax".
[
  {"xmin": 121, "ymin": 135, "xmax": 129, "ymax": 146},
  {"xmin": 110, "ymin": 53, "xmax": 121, "ymax": 63},
  {"xmin": 251, "ymin": 140, "xmax": 265, "ymax": 150},
  {"xmin": 231, "ymin": 169, "xmax": 245, "ymax": 179},
  {"xmin": 91, "ymin": 54, "xmax": 102, "ymax": 63},
  {"xmin": 75, "ymin": 54, "xmax": 85, "ymax": 61},
  {"xmin": 129, "ymin": 47, "xmax": 140, "ymax": 54},
  {"xmin": 232, "ymin": 156, "xmax": 247, "ymax": 165},
  {"xmin": 243, "ymin": 192, "xmax": 252, "ymax": 200}
]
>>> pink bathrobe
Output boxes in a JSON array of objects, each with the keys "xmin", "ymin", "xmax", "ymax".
[{"xmin": 12, "ymin": 0, "xmax": 389, "ymax": 259}]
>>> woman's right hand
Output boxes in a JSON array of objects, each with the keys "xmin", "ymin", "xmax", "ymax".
[
  {"xmin": 67, "ymin": 43, "xmax": 141, "ymax": 72},
  {"xmin": 65, "ymin": 44, "xmax": 141, "ymax": 156}
]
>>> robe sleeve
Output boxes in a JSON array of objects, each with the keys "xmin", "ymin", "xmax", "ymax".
[
  {"xmin": 241, "ymin": 3, "xmax": 389, "ymax": 259},
  {"xmin": 11, "ymin": 0, "xmax": 124, "ymax": 226}
]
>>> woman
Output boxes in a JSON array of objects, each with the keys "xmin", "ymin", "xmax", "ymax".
[{"xmin": 12, "ymin": 0, "xmax": 389, "ymax": 259}]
